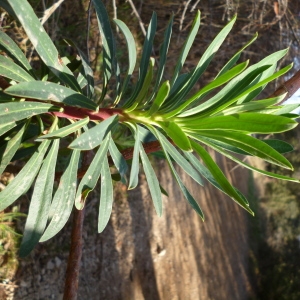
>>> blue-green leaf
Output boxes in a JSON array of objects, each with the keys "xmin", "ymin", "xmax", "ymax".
[
  {"xmin": 109, "ymin": 139, "xmax": 128, "ymax": 183},
  {"xmin": 5, "ymin": 82, "xmax": 97, "ymax": 110},
  {"xmin": 40, "ymin": 149, "xmax": 81, "ymax": 242},
  {"xmin": 75, "ymin": 133, "xmax": 111, "ymax": 209},
  {"xmin": 37, "ymin": 117, "xmax": 89, "ymax": 140},
  {"xmin": 0, "ymin": 102, "xmax": 61, "ymax": 124},
  {"xmin": 0, "ymin": 30, "xmax": 32, "ymax": 72},
  {"xmin": 0, "ymin": 140, "xmax": 50, "ymax": 211},
  {"xmin": 152, "ymin": 127, "xmax": 204, "ymax": 219},
  {"xmin": 19, "ymin": 139, "xmax": 59, "ymax": 257},
  {"xmin": 0, "ymin": 56, "xmax": 35, "ymax": 82},
  {"xmin": 128, "ymin": 125, "xmax": 141, "ymax": 190},
  {"xmin": 140, "ymin": 144, "xmax": 162, "ymax": 216},
  {"xmin": 113, "ymin": 19, "xmax": 137, "ymax": 105},
  {"xmin": 5, "ymin": 0, "xmax": 81, "ymax": 91},
  {"xmin": 0, "ymin": 121, "xmax": 27, "ymax": 175},
  {"xmin": 69, "ymin": 115, "xmax": 118, "ymax": 150},
  {"xmin": 98, "ymin": 156, "xmax": 113, "ymax": 233}
]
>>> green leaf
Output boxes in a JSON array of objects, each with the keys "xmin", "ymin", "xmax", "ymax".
[
  {"xmin": 0, "ymin": 102, "xmax": 61, "ymax": 124},
  {"xmin": 148, "ymin": 15, "xmax": 173, "ymax": 103},
  {"xmin": 69, "ymin": 115, "xmax": 118, "ymax": 150},
  {"xmin": 140, "ymin": 144, "xmax": 162, "ymax": 216},
  {"xmin": 213, "ymin": 95, "xmax": 285, "ymax": 116},
  {"xmin": 146, "ymin": 80, "xmax": 170, "ymax": 116},
  {"xmin": 126, "ymin": 57, "xmax": 155, "ymax": 111},
  {"xmin": 190, "ymin": 140, "xmax": 252, "ymax": 214},
  {"xmin": 113, "ymin": 19, "xmax": 137, "ymax": 105},
  {"xmin": 0, "ymin": 121, "xmax": 21, "ymax": 138},
  {"xmin": 199, "ymin": 137, "xmax": 299, "ymax": 183},
  {"xmin": 92, "ymin": 0, "xmax": 117, "ymax": 96},
  {"xmin": 0, "ymin": 140, "xmax": 50, "ymax": 211},
  {"xmin": 184, "ymin": 151, "xmax": 248, "ymax": 205},
  {"xmin": 164, "ymin": 61, "xmax": 249, "ymax": 118},
  {"xmin": 68, "ymin": 41, "xmax": 94, "ymax": 98},
  {"xmin": 128, "ymin": 125, "xmax": 141, "ymax": 190},
  {"xmin": 5, "ymin": 82, "xmax": 97, "ymax": 110},
  {"xmin": 19, "ymin": 139, "xmax": 59, "ymax": 257},
  {"xmin": 108, "ymin": 139, "xmax": 128, "ymax": 183},
  {"xmin": 180, "ymin": 49, "xmax": 289, "ymax": 117},
  {"xmin": 216, "ymin": 33, "xmax": 257, "ymax": 77},
  {"xmin": 152, "ymin": 127, "xmax": 204, "ymax": 219},
  {"xmin": 192, "ymin": 130, "xmax": 293, "ymax": 170},
  {"xmin": 153, "ymin": 129, "xmax": 203, "ymax": 186},
  {"xmin": 0, "ymin": 56, "xmax": 35, "ymax": 82},
  {"xmin": 40, "ymin": 149, "xmax": 81, "ymax": 242},
  {"xmin": 0, "ymin": 121, "xmax": 27, "ymax": 175},
  {"xmin": 75, "ymin": 133, "xmax": 111, "ymax": 209},
  {"xmin": 171, "ymin": 10, "xmax": 200, "ymax": 86},
  {"xmin": 165, "ymin": 14, "xmax": 237, "ymax": 110},
  {"xmin": 98, "ymin": 156, "xmax": 113, "ymax": 233},
  {"xmin": 124, "ymin": 12, "xmax": 157, "ymax": 108},
  {"xmin": 158, "ymin": 121, "xmax": 192, "ymax": 151},
  {"xmin": 0, "ymin": 30, "xmax": 32, "ymax": 72},
  {"xmin": 5, "ymin": 0, "xmax": 81, "ymax": 91},
  {"xmin": 178, "ymin": 113, "xmax": 297, "ymax": 134},
  {"xmin": 37, "ymin": 117, "xmax": 89, "ymax": 140}
]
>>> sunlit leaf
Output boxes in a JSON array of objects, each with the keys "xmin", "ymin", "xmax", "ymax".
[
  {"xmin": 40, "ymin": 149, "xmax": 81, "ymax": 242},
  {"xmin": 0, "ymin": 140, "xmax": 50, "ymax": 211},
  {"xmin": 0, "ymin": 102, "xmax": 61, "ymax": 124},
  {"xmin": 19, "ymin": 139, "xmax": 59, "ymax": 257},
  {"xmin": 5, "ymin": 82, "xmax": 97, "ymax": 110},
  {"xmin": 69, "ymin": 115, "xmax": 118, "ymax": 150}
]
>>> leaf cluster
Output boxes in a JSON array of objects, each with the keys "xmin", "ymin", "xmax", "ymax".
[{"xmin": 0, "ymin": 0, "xmax": 299, "ymax": 256}]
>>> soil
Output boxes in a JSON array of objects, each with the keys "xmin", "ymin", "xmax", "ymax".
[{"xmin": 1, "ymin": 151, "xmax": 264, "ymax": 300}]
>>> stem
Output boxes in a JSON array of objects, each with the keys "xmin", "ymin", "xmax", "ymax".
[{"xmin": 63, "ymin": 207, "xmax": 85, "ymax": 300}]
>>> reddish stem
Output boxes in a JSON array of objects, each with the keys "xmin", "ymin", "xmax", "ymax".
[{"xmin": 63, "ymin": 207, "xmax": 85, "ymax": 300}]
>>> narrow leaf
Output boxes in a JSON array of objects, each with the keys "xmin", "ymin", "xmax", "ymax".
[
  {"xmin": 6, "ymin": 0, "xmax": 81, "ymax": 91},
  {"xmin": 178, "ymin": 113, "xmax": 297, "ymax": 134},
  {"xmin": 152, "ymin": 127, "xmax": 204, "ymax": 219},
  {"xmin": 0, "ymin": 56, "xmax": 35, "ymax": 82},
  {"xmin": 154, "ymin": 129, "xmax": 203, "ymax": 186},
  {"xmin": 5, "ymin": 82, "xmax": 97, "ymax": 110},
  {"xmin": 37, "ymin": 117, "xmax": 89, "ymax": 140},
  {"xmin": 113, "ymin": 19, "xmax": 137, "ymax": 104},
  {"xmin": 98, "ymin": 156, "xmax": 113, "ymax": 233},
  {"xmin": 40, "ymin": 149, "xmax": 81, "ymax": 242},
  {"xmin": 109, "ymin": 139, "xmax": 128, "ymax": 183},
  {"xmin": 191, "ymin": 140, "xmax": 253, "ymax": 214},
  {"xmin": 0, "ymin": 140, "xmax": 51, "ymax": 211},
  {"xmin": 0, "ymin": 121, "xmax": 27, "ymax": 175},
  {"xmin": 124, "ymin": 12, "xmax": 157, "ymax": 108},
  {"xmin": 199, "ymin": 137, "xmax": 299, "ymax": 183},
  {"xmin": 171, "ymin": 10, "xmax": 200, "ymax": 86},
  {"xmin": 0, "ymin": 102, "xmax": 61, "ymax": 124},
  {"xmin": 0, "ymin": 30, "xmax": 32, "ymax": 72},
  {"xmin": 128, "ymin": 126, "xmax": 141, "ymax": 190},
  {"xmin": 75, "ymin": 133, "xmax": 111, "ymax": 209},
  {"xmin": 69, "ymin": 115, "xmax": 118, "ymax": 150},
  {"xmin": 158, "ymin": 121, "xmax": 192, "ymax": 151},
  {"xmin": 19, "ymin": 139, "xmax": 59, "ymax": 257},
  {"xmin": 140, "ymin": 144, "xmax": 162, "ymax": 216}
]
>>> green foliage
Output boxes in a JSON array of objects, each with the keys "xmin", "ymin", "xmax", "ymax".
[{"xmin": 0, "ymin": 0, "xmax": 299, "ymax": 256}]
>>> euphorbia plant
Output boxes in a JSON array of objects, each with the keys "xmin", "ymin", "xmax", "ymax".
[{"xmin": 0, "ymin": 0, "xmax": 299, "ymax": 262}]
